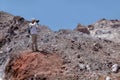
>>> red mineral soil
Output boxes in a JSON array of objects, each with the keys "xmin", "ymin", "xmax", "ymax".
[{"xmin": 4, "ymin": 51, "xmax": 69, "ymax": 80}]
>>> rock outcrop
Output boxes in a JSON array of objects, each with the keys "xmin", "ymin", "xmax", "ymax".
[
  {"xmin": 74, "ymin": 23, "xmax": 90, "ymax": 34},
  {"xmin": 89, "ymin": 18, "xmax": 120, "ymax": 43}
]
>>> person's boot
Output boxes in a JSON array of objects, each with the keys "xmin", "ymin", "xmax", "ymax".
[{"xmin": 35, "ymin": 46, "xmax": 39, "ymax": 52}]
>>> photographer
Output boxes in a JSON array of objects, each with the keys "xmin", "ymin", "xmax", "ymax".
[{"xmin": 28, "ymin": 18, "xmax": 39, "ymax": 52}]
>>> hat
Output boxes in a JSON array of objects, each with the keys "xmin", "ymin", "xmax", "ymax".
[{"xmin": 31, "ymin": 18, "xmax": 36, "ymax": 23}]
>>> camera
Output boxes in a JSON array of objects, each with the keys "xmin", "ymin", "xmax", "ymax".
[{"xmin": 35, "ymin": 20, "xmax": 39, "ymax": 23}]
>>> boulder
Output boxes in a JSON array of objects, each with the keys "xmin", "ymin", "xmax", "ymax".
[
  {"xmin": 74, "ymin": 24, "xmax": 90, "ymax": 34},
  {"xmin": 0, "ymin": 51, "xmax": 3, "ymax": 54},
  {"xmin": 106, "ymin": 76, "xmax": 111, "ymax": 80},
  {"xmin": 88, "ymin": 25, "xmax": 94, "ymax": 30},
  {"xmin": 111, "ymin": 64, "xmax": 119, "ymax": 73}
]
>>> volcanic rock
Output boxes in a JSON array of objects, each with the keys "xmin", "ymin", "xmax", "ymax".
[
  {"xmin": 74, "ymin": 23, "xmax": 90, "ymax": 34},
  {"xmin": 0, "ymin": 11, "xmax": 120, "ymax": 80}
]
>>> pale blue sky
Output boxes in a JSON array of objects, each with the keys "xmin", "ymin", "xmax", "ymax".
[{"xmin": 0, "ymin": 0, "xmax": 120, "ymax": 31}]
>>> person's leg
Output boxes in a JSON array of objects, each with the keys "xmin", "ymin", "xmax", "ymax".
[
  {"xmin": 34, "ymin": 34, "xmax": 39, "ymax": 51},
  {"xmin": 31, "ymin": 34, "xmax": 36, "ymax": 51}
]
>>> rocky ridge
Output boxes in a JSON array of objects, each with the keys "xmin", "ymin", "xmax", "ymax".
[{"xmin": 0, "ymin": 11, "xmax": 120, "ymax": 80}]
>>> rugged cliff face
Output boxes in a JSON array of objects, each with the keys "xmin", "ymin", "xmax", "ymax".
[
  {"xmin": 0, "ymin": 11, "xmax": 120, "ymax": 80},
  {"xmin": 89, "ymin": 19, "xmax": 120, "ymax": 43}
]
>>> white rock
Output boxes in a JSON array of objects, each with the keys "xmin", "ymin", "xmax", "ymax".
[
  {"xmin": 0, "ymin": 51, "xmax": 3, "ymax": 54},
  {"xmin": 106, "ymin": 76, "xmax": 111, "ymax": 80},
  {"xmin": 0, "ymin": 78, "xmax": 3, "ymax": 80},
  {"xmin": 0, "ymin": 74, "xmax": 3, "ymax": 80},
  {"xmin": 6, "ymin": 47, "xmax": 12, "ymax": 52},
  {"xmin": 111, "ymin": 64, "xmax": 118, "ymax": 73},
  {"xmin": 79, "ymin": 64, "xmax": 85, "ymax": 69},
  {"xmin": 86, "ymin": 65, "xmax": 91, "ymax": 71},
  {"xmin": 14, "ymin": 30, "xmax": 19, "ymax": 34}
]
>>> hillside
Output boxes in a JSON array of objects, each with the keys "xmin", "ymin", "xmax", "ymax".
[{"xmin": 0, "ymin": 11, "xmax": 120, "ymax": 80}]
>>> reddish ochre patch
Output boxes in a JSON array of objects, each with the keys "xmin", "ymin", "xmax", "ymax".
[{"xmin": 5, "ymin": 51, "xmax": 63, "ymax": 80}]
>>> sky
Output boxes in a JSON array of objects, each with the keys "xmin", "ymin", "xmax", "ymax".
[{"xmin": 0, "ymin": 0, "xmax": 120, "ymax": 31}]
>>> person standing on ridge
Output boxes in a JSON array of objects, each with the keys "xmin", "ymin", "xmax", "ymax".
[{"xmin": 28, "ymin": 18, "xmax": 39, "ymax": 52}]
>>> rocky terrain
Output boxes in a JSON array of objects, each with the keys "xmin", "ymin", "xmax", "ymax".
[{"xmin": 0, "ymin": 11, "xmax": 120, "ymax": 80}]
